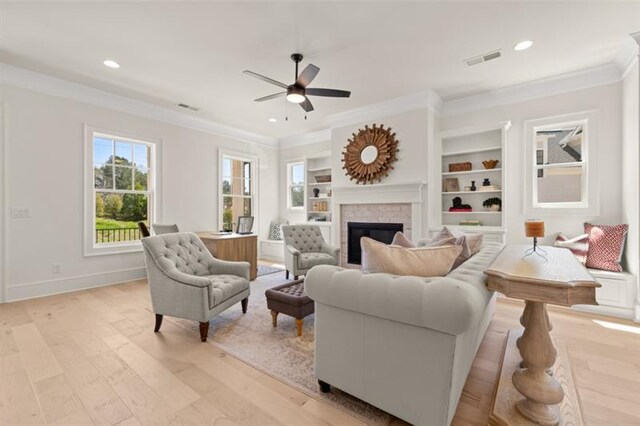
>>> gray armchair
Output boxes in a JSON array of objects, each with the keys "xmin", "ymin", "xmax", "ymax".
[
  {"xmin": 281, "ymin": 224, "xmax": 340, "ymax": 280},
  {"xmin": 141, "ymin": 232, "xmax": 250, "ymax": 342}
]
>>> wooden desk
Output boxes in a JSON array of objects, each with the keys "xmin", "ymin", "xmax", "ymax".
[
  {"xmin": 485, "ymin": 245, "xmax": 599, "ymax": 426},
  {"xmin": 197, "ymin": 233, "xmax": 258, "ymax": 281}
]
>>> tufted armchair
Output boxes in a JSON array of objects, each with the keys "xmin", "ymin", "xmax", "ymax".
[
  {"xmin": 141, "ymin": 232, "xmax": 250, "ymax": 342},
  {"xmin": 281, "ymin": 224, "xmax": 340, "ymax": 280}
]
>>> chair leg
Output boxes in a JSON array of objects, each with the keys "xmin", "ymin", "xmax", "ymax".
[
  {"xmin": 295, "ymin": 318, "xmax": 303, "ymax": 337},
  {"xmin": 199, "ymin": 322, "xmax": 209, "ymax": 342},
  {"xmin": 241, "ymin": 297, "xmax": 248, "ymax": 314},
  {"xmin": 286, "ymin": 270, "xmax": 289, "ymax": 279},
  {"xmin": 271, "ymin": 310, "xmax": 278, "ymax": 327},
  {"xmin": 318, "ymin": 380, "xmax": 331, "ymax": 393},
  {"xmin": 154, "ymin": 314, "xmax": 163, "ymax": 332}
]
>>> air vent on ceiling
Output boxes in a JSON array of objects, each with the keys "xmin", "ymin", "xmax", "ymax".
[
  {"xmin": 176, "ymin": 103, "xmax": 200, "ymax": 112},
  {"xmin": 464, "ymin": 49, "xmax": 502, "ymax": 67}
]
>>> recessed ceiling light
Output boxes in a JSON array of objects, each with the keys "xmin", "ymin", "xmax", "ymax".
[
  {"xmin": 513, "ymin": 40, "xmax": 533, "ymax": 51},
  {"xmin": 103, "ymin": 59, "xmax": 120, "ymax": 69},
  {"xmin": 269, "ymin": 118, "xmax": 277, "ymax": 123}
]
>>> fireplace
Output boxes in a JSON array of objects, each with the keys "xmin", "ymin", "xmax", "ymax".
[{"xmin": 347, "ymin": 222, "xmax": 403, "ymax": 265}]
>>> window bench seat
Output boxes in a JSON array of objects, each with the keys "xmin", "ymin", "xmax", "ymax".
[
  {"xmin": 573, "ymin": 269, "xmax": 637, "ymax": 321},
  {"xmin": 260, "ymin": 239, "xmax": 284, "ymax": 262}
]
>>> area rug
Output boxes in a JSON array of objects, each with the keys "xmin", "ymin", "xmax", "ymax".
[
  {"xmin": 256, "ymin": 264, "xmax": 285, "ymax": 277},
  {"xmin": 172, "ymin": 272, "xmax": 394, "ymax": 425}
]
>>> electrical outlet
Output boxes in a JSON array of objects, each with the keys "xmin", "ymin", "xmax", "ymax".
[
  {"xmin": 52, "ymin": 263, "xmax": 62, "ymax": 274},
  {"xmin": 10, "ymin": 207, "xmax": 32, "ymax": 218}
]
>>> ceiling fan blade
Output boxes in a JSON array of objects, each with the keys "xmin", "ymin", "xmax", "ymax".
[
  {"xmin": 299, "ymin": 97, "xmax": 314, "ymax": 112},
  {"xmin": 243, "ymin": 70, "xmax": 288, "ymax": 89},
  {"xmin": 254, "ymin": 92, "xmax": 286, "ymax": 102},
  {"xmin": 305, "ymin": 88, "xmax": 351, "ymax": 98},
  {"xmin": 295, "ymin": 64, "xmax": 320, "ymax": 88}
]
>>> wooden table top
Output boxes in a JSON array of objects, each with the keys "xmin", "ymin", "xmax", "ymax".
[
  {"xmin": 484, "ymin": 245, "xmax": 599, "ymax": 306},
  {"xmin": 196, "ymin": 232, "xmax": 257, "ymax": 241}
]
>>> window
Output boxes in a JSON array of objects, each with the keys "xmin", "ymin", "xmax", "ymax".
[
  {"xmin": 85, "ymin": 127, "xmax": 158, "ymax": 255},
  {"xmin": 220, "ymin": 152, "xmax": 256, "ymax": 232},
  {"xmin": 524, "ymin": 111, "xmax": 598, "ymax": 215},
  {"xmin": 287, "ymin": 161, "xmax": 305, "ymax": 209}
]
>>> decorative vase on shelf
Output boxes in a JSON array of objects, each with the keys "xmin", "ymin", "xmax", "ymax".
[
  {"xmin": 483, "ymin": 178, "xmax": 491, "ymax": 186},
  {"xmin": 470, "ymin": 181, "xmax": 477, "ymax": 191},
  {"xmin": 313, "ymin": 188, "xmax": 320, "ymax": 198}
]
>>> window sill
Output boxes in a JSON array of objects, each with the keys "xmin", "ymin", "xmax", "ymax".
[{"xmin": 84, "ymin": 241, "xmax": 143, "ymax": 257}]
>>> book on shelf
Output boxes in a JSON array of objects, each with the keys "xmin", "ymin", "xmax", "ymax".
[
  {"xmin": 449, "ymin": 208, "xmax": 473, "ymax": 212},
  {"xmin": 459, "ymin": 220, "xmax": 482, "ymax": 226},
  {"xmin": 479, "ymin": 185, "xmax": 501, "ymax": 191}
]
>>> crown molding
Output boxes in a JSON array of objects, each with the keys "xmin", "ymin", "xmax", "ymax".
[
  {"xmin": 0, "ymin": 63, "xmax": 278, "ymax": 148},
  {"xmin": 328, "ymin": 88, "xmax": 442, "ymax": 129},
  {"xmin": 441, "ymin": 62, "xmax": 627, "ymax": 118},
  {"xmin": 279, "ymin": 128, "xmax": 331, "ymax": 149}
]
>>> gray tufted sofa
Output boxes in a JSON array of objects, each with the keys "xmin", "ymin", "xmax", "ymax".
[
  {"xmin": 305, "ymin": 241, "xmax": 503, "ymax": 426},
  {"xmin": 141, "ymin": 232, "xmax": 250, "ymax": 342},
  {"xmin": 281, "ymin": 224, "xmax": 340, "ymax": 280}
]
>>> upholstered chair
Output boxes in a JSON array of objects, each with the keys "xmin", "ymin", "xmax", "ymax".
[
  {"xmin": 141, "ymin": 232, "xmax": 250, "ymax": 342},
  {"xmin": 281, "ymin": 224, "xmax": 340, "ymax": 279},
  {"xmin": 153, "ymin": 223, "xmax": 180, "ymax": 235}
]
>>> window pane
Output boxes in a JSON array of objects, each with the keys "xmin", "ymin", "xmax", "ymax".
[
  {"xmin": 290, "ymin": 185, "xmax": 304, "ymax": 207},
  {"xmin": 95, "ymin": 192, "xmax": 148, "ymax": 244},
  {"xmin": 115, "ymin": 166, "xmax": 133, "ymax": 190},
  {"xmin": 291, "ymin": 163, "xmax": 305, "ymax": 185},
  {"xmin": 134, "ymin": 144, "xmax": 149, "ymax": 168},
  {"xmin": 222, "ymin": 158, "xmax": 232, "ymax": 178},
  {"xmin": 536, "ymin": 124, "xmax": 583, "ymax": 165},
  {"xmin": 225, "ymin": 178, "xmax": 251, "ymax": 196},
  {"xmin": 94, "ymin": 137, "xmax": 113, "ymax": 164},
  {"xmin": 94, "ymin": 164, "xmax": 114, "ymax": 189},
  {"xmin": 222, "ymin": 179, "xmax": 231, "ymax": 195},
  {"xmin": 222, "ymin": 196, "xmax": 252, "ymax": 231},
  {"xmin": 537, "ymin": 166, "xmax": 582, "ymax": 203},
  {"xmin": 115, "ymin": 141, "xmax": 133, "ymax": 165},
  {"xmin": 134, "ymin": 167, "xmax": 148, "ymax": 191}
]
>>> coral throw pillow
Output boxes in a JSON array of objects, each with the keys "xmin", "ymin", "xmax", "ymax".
[
  {"xmin": 361, "ymin": 237, "xmax": 462, "ymax": 277},
  {"xmin": 584, "ymin": 223, "xmax": 628, "ymax": 272},
  {"xmin": 554, "ymin": 233, "xmax": 589, "ymax": 265}
]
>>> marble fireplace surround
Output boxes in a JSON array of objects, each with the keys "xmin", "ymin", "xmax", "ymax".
[{"xmin": 331, "ymin": 182, "xmax": 426, "ymax": 267}]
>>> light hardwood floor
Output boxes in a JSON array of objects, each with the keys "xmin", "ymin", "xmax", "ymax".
[{"xmin": 1, "ymin": 280, "xmax": 639, "ymax": 425}]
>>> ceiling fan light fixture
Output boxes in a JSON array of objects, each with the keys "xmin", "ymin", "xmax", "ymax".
[
  {"xmin": 514, "ymin": 40, "xmax": 533, "ymax": 51},
  {"xmin": 286, "ymin": 86, "xmax": 305, "ymax": 104}
]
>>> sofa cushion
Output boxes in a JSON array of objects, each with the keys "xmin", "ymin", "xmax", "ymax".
[
  {"xmin": 361, "ymin": 237, "xmax": 462, "ymax": 277},
  {"xmin": 205, "ymin": 274, "xmax": 249, "ymax": 309},
  {"xmin": 298, "ymin": 252, "xmax": 337, "ymax": 269}
]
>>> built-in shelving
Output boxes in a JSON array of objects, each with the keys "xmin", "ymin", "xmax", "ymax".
[
  {"xmin": 306, "ymin": 156, "xmax": 333, "ymax": 223},
  {"xmin": 429, "ymin": 121, "xmax": 511, "ymax": 242}
]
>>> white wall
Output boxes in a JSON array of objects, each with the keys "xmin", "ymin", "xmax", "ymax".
[
  {"xmin": 441, "ymin": 83, "xmax": 623, "ymax": 245},
  {"xmin": 1, "ymin": 84, "xmax": 278, "ymax": 301},
  {"xmin": 621, "ymin": 57, "xmax": 639, "ymax": 319},
  {"xmin": 279, "ymin": 139, "xmax": 332, "ymax": 225}
]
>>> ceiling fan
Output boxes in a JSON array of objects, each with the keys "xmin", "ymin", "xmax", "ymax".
[{"xmin": 243, "ymin": 53, "xmax": 351, "ymax": 113}]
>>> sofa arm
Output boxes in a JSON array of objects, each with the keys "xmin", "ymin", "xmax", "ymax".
[
  {"xmin": 305, "ymin": 265, "xmax": 487, "ymax": 336},
  {"xmin": 208, "ymin": 258, "xmax": 250, "ymax": 281}
]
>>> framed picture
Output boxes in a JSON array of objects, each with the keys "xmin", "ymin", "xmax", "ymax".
[
  {"xmin": 236, "ymin": 216, "xmax": 254, "ymax": 234},
  {"xmin": 443, "ymin": 177, "xmax": 460, "ymax": 193}
]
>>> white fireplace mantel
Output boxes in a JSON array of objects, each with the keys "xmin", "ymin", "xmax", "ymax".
[{"xmin": 332, "ymin": 182, "xmax": 427, "ymax": 245}]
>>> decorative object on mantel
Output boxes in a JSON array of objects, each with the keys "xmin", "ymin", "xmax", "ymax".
[
  {"xmin": 312, "ymin": 188, "xmax": 320, "ymax": 198},
  {"xmin": 443, "ymin": 177, "xmax": 460, "ymax": 192},
  {"xmin": 524, "ymin": 219, "xmax": 547, "ymax": 260},
  {"xmin": 482, "ymin": 178, "xmax": 491, "ymax": 186},
  {"xmin": 482, "ymin": 159, "xmax": 499, "ymax": 169},
  {"xmin": 448, "ymin": 161, "xmax": 472, "ymax": 172},
  {"xmin": 314, "ymin": 174, "xmax": 331, "ymax": 183},
  {"xmin": 470, "ymin": 180, "xmax": 477, "ymax": 191},
  {"xmin": 482, "ymin": 197, "xmax": 502, "ymax": 211},
  {"xmin": 342, "ymin": 123, "xmax": 399, "ymax": 184},
  {"xmin": 449, "ymin": 197, "xmax": 472, "ymax": 212}
]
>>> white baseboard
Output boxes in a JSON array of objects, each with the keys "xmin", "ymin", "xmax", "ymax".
[
  {"xmin": 5, "ymin": 267, "xmax": 146, "ymax": 302},
  {"xmin": 572, "ymin": 304, "xmax": 635, "ymax": 321}
]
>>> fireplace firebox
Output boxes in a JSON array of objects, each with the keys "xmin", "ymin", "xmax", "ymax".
[{"xmin": 347, "ymin": 222, "xmax": 404, "ymax": 265}]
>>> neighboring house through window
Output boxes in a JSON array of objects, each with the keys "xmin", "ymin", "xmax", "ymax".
[{"xmin": 287, "ymin": 161, "xmax": 305, "ymax": 209}]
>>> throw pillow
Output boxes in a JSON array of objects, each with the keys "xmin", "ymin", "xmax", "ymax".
[
  {"xmin": 584, "ymin": 223, "xmax": 628, "ymax": 272},
  {"xmin": 360, "ymin": 237, "xmax": 462, "ymax": 277},
  {"xmin": 268, "ymin": 220, "xmax": 288, "ymax": 241},
  {"xmin": 390, "ymin": 232, "xmax": 415, "ymax": 248},
  {"xmin": 447, "ymin": 227, "xmax": 483, "ymax": 255},
  {"xmin": 554, "ymin": 233, "xmax": 589, "ymax": 265}
]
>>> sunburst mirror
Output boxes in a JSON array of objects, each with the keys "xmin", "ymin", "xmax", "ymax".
[{"xmin": 341, "ymin": 123, "xmax": 399, "ymax": 184}]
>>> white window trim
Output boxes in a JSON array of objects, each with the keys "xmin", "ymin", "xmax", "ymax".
[
  {"xmin": 218, "ymin": 149, "xmax": 259, "ymax": 233},
  {"xmin": 524, "ymin": 110, "xmax": 599, "ymax": 216},
  {"xmin": 286, "ymin": 160, "xmax": 306, "ymax": 211},
  {"xmin": 84, "ymin": 125, "xmax": 162, "ymax": 256}
]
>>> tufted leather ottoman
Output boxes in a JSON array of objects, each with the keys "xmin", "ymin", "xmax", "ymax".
[{"xmin": 265, "ymin": 279, "xmax": 314, "ymax": 337}]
